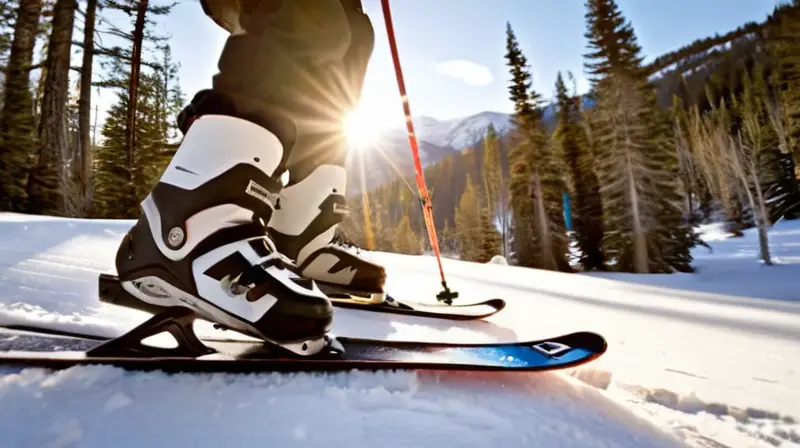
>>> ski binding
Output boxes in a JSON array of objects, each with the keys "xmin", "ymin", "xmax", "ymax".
[{"xmin": 99, "ymin": 273, "xmax": 506, "ymax": 321}]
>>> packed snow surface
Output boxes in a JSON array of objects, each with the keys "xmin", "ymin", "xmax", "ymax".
[{"xmin": 0, "ymin": 213, "xmax": 799, "ymax": 447}]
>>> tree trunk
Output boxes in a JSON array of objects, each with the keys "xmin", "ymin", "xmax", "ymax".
[
  {"xmin": 125, "ymin": 0, "xmax": 148, "ymax": 186},
  {"xmin": 626, "ymin": 139, "xmax": 648, "ymax": 274},
  {"xmin": 498, "ymin": 174, "xmax": 508, "ymax": 257},
  {"xmin": 77, "ymin": 0, "xmax": 98, "ymax": 216},
  {"xmin": 739, "ymin": 135, "xmax": 773, "ymax": 266},
  {"xmin": 751, "ymin": 165, "xmax": 773, "ymax": 266},
  {"xmin": 27, "ymin": 0, "xmax": 77, "ymax": 215},
  {"xmin": 0, "ymin": 0, "xmax": 43, "ymax": 211},
  {"xmin": 730, "ymin": 134, "xmax": 772, "ymax": 265},
  {"xmin": 531, "ymin": 168, "xmax": 556, "ymax": 270}
]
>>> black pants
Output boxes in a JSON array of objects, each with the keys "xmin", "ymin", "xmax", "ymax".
[{"xmin": 183, "ymin": 0, "xmax": 375, "ymax": 182}]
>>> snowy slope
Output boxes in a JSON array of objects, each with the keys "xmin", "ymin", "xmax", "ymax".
[{"xmin": 0, "ymin": 213, "xmax": 798, "ymax": 447}]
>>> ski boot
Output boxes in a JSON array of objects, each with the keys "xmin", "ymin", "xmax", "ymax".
[
  {"xmin": 113, "ymin": 115, "xmax": 333, "ymax": 356},
  {"xmin": 267, "ymin": 164, "xmax": 387, "ymax": 303}
]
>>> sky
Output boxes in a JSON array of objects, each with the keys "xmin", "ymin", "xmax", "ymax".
[{"xmin": 97, "ymin": 0, "xmax": 784, "ymax": 132}]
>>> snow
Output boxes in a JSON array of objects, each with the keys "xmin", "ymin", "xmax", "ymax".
[
  {"xmin": 0, "ymin": 213, "xmax": 799, "ymax": 447},
  {"xmin": 0, "ymin": 365, "xmax": 679, "ymax": 448},
  {"xmin": 489, "ymin": 255, "xmax": 508, "ymax": 265}
]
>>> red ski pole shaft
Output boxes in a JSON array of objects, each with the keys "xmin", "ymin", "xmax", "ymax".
[{"xmin": 380, "ymin": 0, "xmax": 456, "ymax": 303}]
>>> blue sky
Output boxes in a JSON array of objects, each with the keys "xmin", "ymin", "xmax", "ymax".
[{"xmin": 105, "ymin": 0, "xmax": 782, "ymax": 130}]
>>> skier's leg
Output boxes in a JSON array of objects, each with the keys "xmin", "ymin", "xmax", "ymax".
[
  {"xmin": 114, "ymin": 1, "xmax": 389, "ymax": 351},
  {"xmin": 265, "ymin": 1, "xmax": 387, "ymax": 293},
  {"xmin": 183, "ymin": 0, "xmax": 386, "ymax": 293}
]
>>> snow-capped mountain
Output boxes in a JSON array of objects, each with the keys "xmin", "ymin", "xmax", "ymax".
[
  {"xmin": 347, "ymin": 111, "xmax": 513, "ymax": 193},
  {"xmin": 346, "ymin": 95, "xmax": 595, "ymax": 193},
  {"xmin": 384, "ymin": 111, "xmax": 513, "ymax": 150}
]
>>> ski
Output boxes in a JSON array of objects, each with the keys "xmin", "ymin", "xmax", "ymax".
[
  {"xmin": 317, "ymin": 282, "xmax": 505, "ymax": 320},
  {"xmin": 98, "ymin": 273, "xmax": 506, "ymax": 321},
  {"xmin": 0, "ymin": 309, "xmax": 607, "ymax": 374}
]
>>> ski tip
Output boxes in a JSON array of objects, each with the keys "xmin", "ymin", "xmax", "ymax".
[
  {"xmin": 558, "ymin": 331, "xmax": 607, "ymax": 354},
  {"xmin": 484, "ymin": 298, "xmax": 506, "ymax": 311}
]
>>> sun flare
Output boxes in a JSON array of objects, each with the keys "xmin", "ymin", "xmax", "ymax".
[{"xmin": 343, "ymin": 107, "xmax": 381, "ymax": 151}]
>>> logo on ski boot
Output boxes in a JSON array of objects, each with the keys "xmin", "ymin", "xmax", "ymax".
[
  {"xmin": 132, "ymin": 280, "xmax": 171, "ymax": 299},
  {"xmin": 531, "ymin": 341, "xmax": 571, "ymax": 357},
  {"xmin": 245, "ymin": 180, "xmax": 280, "ymax": 208}
]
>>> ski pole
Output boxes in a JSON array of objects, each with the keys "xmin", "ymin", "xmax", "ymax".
[{"xmin": 380, "ymin": 0, "xmax": 458, "ymax": 304}]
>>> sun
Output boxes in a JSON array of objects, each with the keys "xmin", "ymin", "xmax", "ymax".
[{"xmin": 343, "ymin": 107, "xmax": 381, "ymax": 151}]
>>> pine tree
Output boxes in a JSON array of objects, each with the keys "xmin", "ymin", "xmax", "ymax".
[
  {"xmin": 759, "ymin": 22, "xmax": 800, "ymax": 220},
  {"xmin": 93, "ymin": 69, "xmax": 180, "ymax": 218},
  {"xmin": 584, "ymin": 0, "xmax": 695, "ymax": 273},
  {"xmin": 75, "ymin": 0, "xmax": 98, "ymax": 216},
  {"xmin": 505, "ymin": 22, "xmax": 571, "ymax": 271},
  {"xmin": 462, "ymin": 146, "xmax": 478, "ymax": 185},
  {"xmin": 553, "ymin": 71, "xmax": 605, "ymax": 270},
  {"xmin": 352, "ymin": 189, "xmax": 375, "ymax": 250},
  {"xmin": 433, "ymin": 154, "xmax": 457, "ymax": 231},
  {"xmin": 476, "ymin": 205, "xmax": 501, "ymax": 262},
  {"xmin": 455, "ymin": 174, "xmax": 482, "ymax": 261},
  {"xmin": 27, "ymin": 0, "xmax": 77, "ymax": 215},
  {"xmin": 0, "ymin": 1, "xmax": 16, "ymax": 77},
  {"xmin": 504, "ymin": 23, "xmax": 536, "ymax": 267},
  {"xmin": 94, "ymin": 0, "xmax": 174, "ymax": 205},
  {"xmin": 392, "ymin": 214, "xmax": 422, "ymax": 255},
  {"xmin": 0, "ymin": 0, "xmax": 42, "ymax": 212},
  {"xmin": 481, "ymin": 123, "xmax": 508, "ymax": 256},
  {"xmin": 767, "ymin": 0, "xmax": 800, "ymax": 168},
  {"xmin": 440, "ymin": 219, "xmax": 457, "ymax": 255}
]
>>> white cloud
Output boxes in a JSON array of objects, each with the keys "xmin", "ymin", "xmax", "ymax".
[{"xmin": 435, "ymin": 60, "xmax": 493, "ymax": 86}]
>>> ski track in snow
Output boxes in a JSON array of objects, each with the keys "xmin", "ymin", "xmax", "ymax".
[{"xmin": 0, "ymin": 213, "xmax": 798, "ymax": 447}]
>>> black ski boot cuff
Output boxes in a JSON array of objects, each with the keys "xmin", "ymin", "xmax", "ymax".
[{"xmin": 177, "ymin": 89, "xmax": 296, "ymax": 160}]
